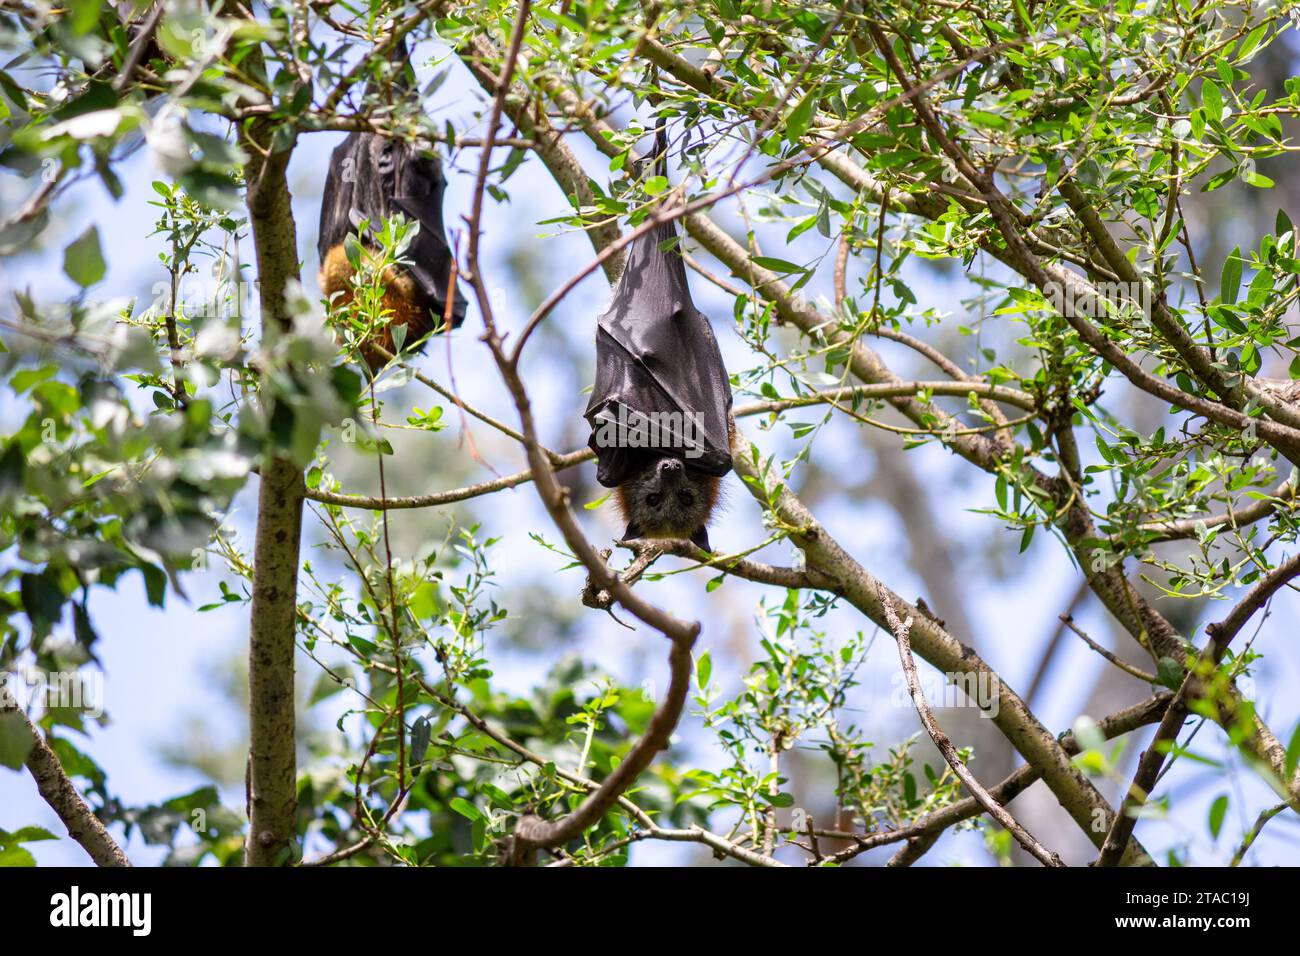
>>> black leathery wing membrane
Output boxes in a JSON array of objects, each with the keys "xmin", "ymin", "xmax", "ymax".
[{"xmin": 584, "ymin": 215, "xmax": 734, "ymax": 487}]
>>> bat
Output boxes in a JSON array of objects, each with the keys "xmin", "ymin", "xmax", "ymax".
[
  {"xmin": 584, "ymin": 128, "xmax": 734, "ymax": 552},
  {"xmin": 317, "ymin": 47, "xmax": 465, "ymax": 370}
]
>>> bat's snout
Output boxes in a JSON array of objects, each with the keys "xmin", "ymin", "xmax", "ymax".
[{"xmin": 656, "ymin": 457, "xmax": 683, "ymax": 476}]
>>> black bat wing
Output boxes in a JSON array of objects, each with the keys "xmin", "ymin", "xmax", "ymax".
[
  {"xmin": 584, "ymin": 219, "xmax": 733, "ymax": 488},
  {"xmin": 390, "ymin": 146, "xmax": 466, "ymax": 327},
  {"xmin": 318, "ymin": 133, "xmax": 366, "ymax": 258},
  {"xmin": 318, "ymin": 132, "xmax": 466, "ymax": 327}
]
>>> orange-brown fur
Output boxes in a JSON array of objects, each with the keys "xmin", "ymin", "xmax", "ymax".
[{"xmin": 320, "ymin": 243, "xmax": 438, "ymax": 372}]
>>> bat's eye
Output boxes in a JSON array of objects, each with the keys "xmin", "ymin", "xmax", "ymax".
[
  {"xmin": 646, "ymin": 493, "xmax": 663, "ymax": 508},
  {"xmin": 677, "ymin": 492, "xmax": 695, "ymax": 507}
]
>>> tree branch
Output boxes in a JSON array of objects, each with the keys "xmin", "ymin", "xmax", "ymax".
[
  {"xmin": 459, "ymin": 2, "xmax": 699, "ymax": 863},
  {"xmin": 1, "ymin": 692, "xmax": 131, "ymax": 867},
  {"xmin": 239, "ymin": 23, "xmax": 305, "ymax": 868},
  {"xmin": 820, "ymin": 693, "xmax": 1172, "ymax": 865},
  {"xmin": 729, "ymin": 431, "xmax": 1154, "ymax": 864},
  {"xmin": 1204, "ymin": 552, "xmax": 1300, "ymax": 658},
  {"xmin": 881, "ymin": 595, "xmax": 1065, "ymax": 867}
]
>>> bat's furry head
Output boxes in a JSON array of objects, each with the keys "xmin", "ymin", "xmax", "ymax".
[{"xmin": 615, "ymin": 456, "xmax": 722, "ymax": 552}]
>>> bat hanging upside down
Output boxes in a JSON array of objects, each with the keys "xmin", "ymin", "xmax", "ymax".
[
  {"xmin": 318, "ymin": 131, "xmax": 466, "ymax": 371},
  {"xmin": 584, "ymin": 204, "xmax": 735, "ymax": 552}
]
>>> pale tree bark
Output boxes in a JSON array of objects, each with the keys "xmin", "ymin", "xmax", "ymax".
[
  {"xmin": 239, "ymin": 69, "xmax": 305, "ymax": 867},
  {"xmin": 2, "ymin": 691, "xmax": 131, "ymax": 867}
]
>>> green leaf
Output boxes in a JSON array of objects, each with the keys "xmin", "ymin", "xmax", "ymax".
[
  {"xmin": 1208, "ymin": 794, "xmax": 1228, "ymax": 839},
  {"xmin": 52, "ymin": 80, "xmax": 114, "ymax": 122},
  {"xmin": 139, "ymin": 562, "xmax": 167, "ymax": 607},
  {"xmin": 0, "ymin": 70, "xmax": 29, "ymax": 112},
  {"xmin": 1285, "ymin": 720, "xmax": 1300, "ymax": 779},
  {"xmin": 0, "ymin": 826, "xmax": 53, "ymax": 866},
  {"xmin": 1018, "ymin": 525, "xmax": 1034, "ymax": 552},
  {"xmin": 1202, "ymin": 81, "xmax": 1223, "ymax": 120},
  {"xmin": 1011, "ymin": 0, "xmax": 1033, "ymax": 30},
  {"xmin": 696, "ymin": 651, "xmax": 712, "ymax": 690},
  {"xmin": 966, "ymin": 110, "xmax": 1008, "ymax": 130},
  {"xmin": 785, "ymin": 95, "xmax": 813, "ymax": 143},
  {"xmin": 1220, "ymin": 246, "xmax": 1242, "ymax": 305},
  {"xmin": 902, "ymin": 772, "xmax": 918, "ymax": 806},
  {"xmin": 308, "ymin": 668, "xmax": 352, "ymax": 706},
  {"xmin": 409, "ymin": 715, "xmax": 432, "ymax": 765},
  {"xmin": 63, "ymin": 226, "xmax": 105, "ymax": 287},
  {"xmin": 0, "ymin": 711, "xmax": 36, "ymax": 771},
  {"xmin": 0, "ymin": 846, "xmax": 35, "ymax": 867},
  {"xmin": 10, "ymin": 365, "xmax": 56, "ymax": 394},
  {"xmin": 1156, "ymin": 657, "xmax": 1184, "ymax": 690},
  {"xmin": 449, "ymin": 797, "xmax": 481, "ymax": 821},
  {"xmin": 1, "ymin": 826, "xmax": 56, "ymax": 846},
  {"xmin": 66, "ymin": 0, "xmax": 101, "ymax": 35},
  {"xmin": 751, "ymin": 255, "xmax": 805, "ymax": 274}
]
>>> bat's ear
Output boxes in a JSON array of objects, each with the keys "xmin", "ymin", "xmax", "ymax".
[
  {"xmin": 689, "ymin": 526, "xmax": 712, "ymax": 553},
  {"xmin": 621, "ymin": 522, "xmax": 644, "ymax": 541}
]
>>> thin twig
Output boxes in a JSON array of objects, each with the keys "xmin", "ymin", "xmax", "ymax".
[
  {"xmin": 818, "ymin": 693, "xmax": 1172, "ymax": 866},
  {"xmin": 1059, "ymin": 614, "xmax": 1158, "ymax": 684},
  {"xmin": 881, "ymin": 592, "xmax": 1065, "ymax": 867},
  {"xmin": 1230, "ymin": 802, "xmax": 1288, "ymax": 866}
]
